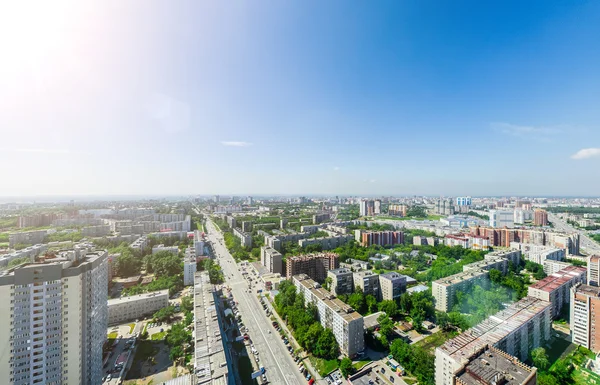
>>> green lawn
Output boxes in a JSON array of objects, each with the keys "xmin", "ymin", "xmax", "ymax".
[
  {"xmin": 573, "ymin": 368, "xmax": 600, "ymax": 385},
  {"xmin": 415, "ymin": 330, "xmax": 459, "ymax": 353},
  {"xmin": 309, "ymin": 356, "xmax": 339, "ymax": 376},
  {"xmin": 151, "ymin": 331, "xmax": 166, "ymax": 340},
  {"xmin": 107, "ymin": 332, "xmax": 118, "ymax": 339},
  {"xmin": 353, "ymin": 359, "xmax": 371, "ymax": 371},
  {"xmin": 546, "ymin": 338, "xmax": 575, "ymax": 367},
  {"xmin": 129, "ymin": 323, "xmax": 136, "ymax": 334}
]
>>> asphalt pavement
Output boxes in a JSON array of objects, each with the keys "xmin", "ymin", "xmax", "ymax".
[
  {"xmin": 548, "ymin": 213, "xmax": 600, "ymax": 255},
  {"xmin": 206, "ymin": 220, "xmax": 306, "ymax": 385}
]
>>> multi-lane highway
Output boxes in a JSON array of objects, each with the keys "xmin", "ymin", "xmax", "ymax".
[
  {"xmin": 205, "ymin": 220, "xmax": 306, "ymax": 385},
  {"xmin": 548, "ymin": 212, "xmax": 600, "ymax": 255}
]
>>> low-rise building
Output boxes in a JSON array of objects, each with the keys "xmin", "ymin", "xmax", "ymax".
[
  {"xmin": 107, "ymin": 290, "xmax": 169, "ymax": 324},
  {"xmin": 327, "ymin": 268, "xmax": 354, "ymax": 295},
  {"xmin": 293, "ymin": 274, "xmax": 365, "ymax": 357},
  {"xmin": 527, "ymin": 265, "xmax": 587, "ymax": 318},
  {"xmin": 379, "ymin": 272, "xmax": 407, "ymax": 301},
  {"xmin": 8, "ymin": 229, "xmax": 47, "ymax": 248},
  {"xmin": 152, "ymin": 244, "xmax": 180, "ymax": 255},
  {"xmin": 130, "ymin": 236, "xmax": 148, "ymax": 251}
]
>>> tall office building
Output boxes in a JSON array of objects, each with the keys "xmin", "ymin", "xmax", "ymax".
[
  {"xmin": 0, "ymin": 249, "xmax": 109, "ymax": 385},
  {"xmin": 534, "ymin": 209, "xmax": 548, "ymax": 226},
  {"xmin": 570, "ymin": 283, "xmax": 600, "ymax": 353}
]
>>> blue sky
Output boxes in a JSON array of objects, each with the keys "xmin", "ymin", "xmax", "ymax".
[{"xmin": 1, "ymin": 1, "xmax": 600, "ymax": 197}]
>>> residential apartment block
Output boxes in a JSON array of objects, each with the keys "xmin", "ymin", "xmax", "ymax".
[
  {"xmin": 453, "ymin": 346, "xmax": 536, "ymax": 385},
  {"xmin": 233, "ymin": 228, "xmax": 252, "ymax": 248},
  {"xmin": 379, "ymin": 272, "xmax": 407, "ymax": 301},
  {"xmin": 510, "ymin": 242, "xmax": 565, "ymax": 265},
  {"xmin": 327, "ymin": 268, "xmax": 354, "ymax": 296},
  {"xmin": 0, "ymin": 249, "xmax": 109, "ymax": 385},
  {"xmin": 261, "ymin": 246, "xmax": 283, "ymax": 275},
  {"xmin": 543, "ymin": 259, "xmax": 573, "ymax": 275},
  {"xmin": 435, "ymin": 296, "xmax": 551, "ymax": 385},
  {"xmin": 81, "ymin": 224, "xmax": 111, "ymax": 237},
  {"xmin": 8, "ymin": 230, "xmax": 47, "ymax": 248},
  {"xmin": 293, "ymin": 274, "xmax": 365, "ymax": 357},
  {"xmin": 527, "ymin": 266, "xmax": 587, "ymax": 318},
  {"xmin": 570, "ymin": 283, "xmax": 600, "ymax": 353},
  {"xmin": 107, "ymin": 290, "xmax": 169, "ymax": 324},
  {"xmin": 152, "ymin": 244, "xmax": 180, "ymax": 255},
  {"xmin": 388, "ymin": 204, "xmax": 407, "ymax": 217},
  {"xmin": 588, "ymin": 255, "xmax": 600, "ymax": 286},
  {"xmin": 534, "ymin": 209, "xmax": 548, "ymax": 226},
  {"xmin": 285, "ymin": 253, "xmax": 339, "ymax": 282},
  {"xmin": 471, "ymin": 226, "xmax": 580, "ymax": 255},
  {"xmin": 489, "ymin": 210, "xmax": 515, "ymax": 228},
  {"xmin": 184, "ymin": 253, "xmax": 197, "ymax": 286},
  {"xmin": 353, "ymin": 270, "xmax": 380, "ymax": 299},
  {"xmin": 299, "ymin": 234, "xmax": 354, "ymax": 250},
  {"xmin": 356, "ymin": 230, "xmax": 404, "ymax": 247}
]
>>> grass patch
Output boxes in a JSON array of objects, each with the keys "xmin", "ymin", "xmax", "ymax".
[
  {"xmin": 108, "ymin": 332, "xmax": 118, "ymax": 339},
  {"xmin": 353, "ymin": 359, "xmax": 371, "ymax": 371},
  {"xmin": 404, "ymin": 378, "xmax": 418, "ymax": 385},
  {"xmin": 151, "ymin": 331, "xmax": 166, "ymax": 340},
  {"xmin": 309, "ymin": 355, "xmax": 339, "ymax": 376},
  {"xmin": 415, "ymin": 330, "xmax": 459, "ymax": 353},
  {"xmin": 129, "ymin": 323, "xmax": 136, "ymax": 334}
]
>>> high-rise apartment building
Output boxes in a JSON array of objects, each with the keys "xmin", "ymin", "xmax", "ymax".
[
  {"xmin": 293, "ymin": 274, "xmax": 364, "ymax": 357},
  {"xmin": 359, "ymin": 199, "xmax": 375, "ymax": 217},
  {"xmin": 261, "ymin": 246, "xmax": 283, "ymax": 274},
  {"xmin": 489, "ymin": 210, "xmax": 514, "ymax": 228},
  {"xmin": 570, "ymin": 283, "xmax": 600, "ymax": 353},
  {"xmin": 588, "ymin": 255, "xmax": 600, "ymax": 286},
  {"xmin": 0, "ymin": 249, "xmax": 109, "ymax": 385},
  {"xmin": 534, "ymin": 209, "xmax": 548, "ymax": 226},
  {"xmin": 353, "ymin": 270, "xmax": 380, "ymax": 299},
  {"xmin": 435, "ymin": 297, "xmax": 551, "ymax": 385},
  {"xmin": 357, "ymin": 230, "xmax": 404, "ymax": 247},
  {"xmin": 285, "ymin": 253, "xmax": 339, "ymax": 282},
  {"xmin": 327, "ymin": 268, "xmax": 354, "ymax": 296},
  {"xmin": 455, "ymin": 196, "xmax": 472, "ymax": 206},
  {"xmin": 374, "ymin": 200, "xmax": 381, "ymax": 215},
  {"xmin": 527, "ymin": 266, "xmax": 587, "ymax": 318},
  {"xmin": 379, "ymin": 272, "xmax": 407, "ymax": 301},
  {"xmin": 388, "ymin": 204, "xmax": 407, "ymax": 217}
]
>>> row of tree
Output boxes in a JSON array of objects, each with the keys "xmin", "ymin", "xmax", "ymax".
[{"xmin": 274, "ymin": 280, "xmax": 340, "ymax": 360}]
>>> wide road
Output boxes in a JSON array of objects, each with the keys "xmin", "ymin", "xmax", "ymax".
[
  {"xmin": 205, "ymin": 220, "xmax": 305, "ymax": 385},
  {"xmin": 547, "ymin": 212, "xmax": 600, "ymax": 255}
]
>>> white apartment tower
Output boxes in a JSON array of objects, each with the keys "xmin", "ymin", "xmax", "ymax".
[{"xmin": 0, "ymin": 249, "xmax": 109, "ymax": 385}]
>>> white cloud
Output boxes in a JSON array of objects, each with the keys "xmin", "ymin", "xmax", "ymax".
[
  {"xmin": 491, "ymin": 122, "xmax": 563, "ymax": 141},
  {"xmin": 221, "ymin": 141, "xmax": 253, "ymax": 147},
  {"xmin": 333, "ymin": 166, "xmax": 340, "ymax": 171},
  {"xmin": 369, "ymin": 179, "xmax": 376, "ymax": 183},
  {"xmin": 571, "ymin": 148, "xmax": 600, "ymax": 160}
]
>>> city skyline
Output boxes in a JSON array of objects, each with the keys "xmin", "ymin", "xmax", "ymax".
[{"xmin": 2, "ymin": 1, "xmax": 600, "ymax": 197}]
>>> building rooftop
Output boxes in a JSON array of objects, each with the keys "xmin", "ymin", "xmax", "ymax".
[
  {"xmin": 573, "ymin": 284, "xmax": 600, "ymax": 298},
  {"xmin": 528, "ymin": 266, "xmax": 586, "ymax": 293},
  {"xmin": 434, "ymin": 269, "xmax": 488, "ymax": 287},
  {"xmin": 455, "ymin": 346, "xmax": 536, "ymax": 385},
  {"xmin": 108, "ymin": 289, "xmax": 168, "ymax": 305},
  {"xmin": 380, "ymin": 271, "xmax": 406, "ymax": 281},
  {"xmin": 438, "ymin": 297, "xmax": 551, "ymax": 362},
  {"xmin": 329, "ymin": 267, "xmax": 352, "ymax": 275},
  {"xmin": 294, "ymin": 274, "xmax": 362, "ymax": 322}
]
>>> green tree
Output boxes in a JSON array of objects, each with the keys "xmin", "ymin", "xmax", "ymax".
[
  {"xmin": 181, "ymin": 295, "xmax": 193, "ymax": 312},
  {"xmin": 153, "ymin": 306, "xmax": 176, "ymax": 322},
  {"xmin": 114, "ymin": 253, "xmax": 142, "ymax": 277},
  {"xmin": 378, "ymin": 300, "xmax": 398, "ymax": 317},
  {"xmin": 314, "ymin": 329, "xmax": 339, "ymax": 359},
  {"xmin": 366, "ymin": 294, "xmax": 378, "ymax": 314},
  {"xmin": 489, "ymin": 268, "xmax": 503, "ymax": 284},
  {"xmin": 340, "ymin": 357, "xmax": 354, "ymax": 378},
  {"xmin": 169, "ymin": 345, "xmax": 184, "ymax": 362},
  {"xmin": 378, "ymin": 313, "xmax": 394, "ymax": 337},
  {"xmin": 411, "ymin": 309, "xmax": 425, "ymax": 333},
  {"xmin": 530, "ymin": 347, "xmax": 550, "ymax": 371},
  {"xmin": 348, "ymin": 289, "xmax": 365, "ymax": 314}
]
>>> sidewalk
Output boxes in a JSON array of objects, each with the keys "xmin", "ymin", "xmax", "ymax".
[{"xmin": 263, "ymin": 295, "xmax": 327, "ymax": 384}]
